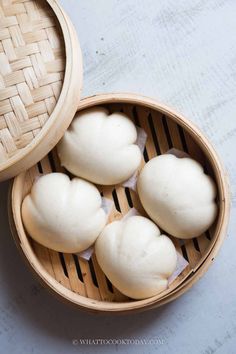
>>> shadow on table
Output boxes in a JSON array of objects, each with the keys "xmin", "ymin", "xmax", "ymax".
[{"xmin": 0, "ymin": 180, "xmax": 180, "ymax": 349}]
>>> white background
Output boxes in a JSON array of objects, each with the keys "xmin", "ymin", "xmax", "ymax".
[{"xmin": 0, "ymin": 0, "xmax": 235, "ymax": 353}]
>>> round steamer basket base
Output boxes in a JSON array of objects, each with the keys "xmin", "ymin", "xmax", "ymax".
[
  {"xmin": 0, "ymin": 0, "xmax": 83, "ymax": 181},
  {"xmin": 9, "ymin": 93, "xmax": 230, "ymax": 314}
]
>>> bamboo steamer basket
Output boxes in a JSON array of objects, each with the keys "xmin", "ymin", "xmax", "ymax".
[
  {"xmin": 9, "ymin": 93, "xmax": 230, "ymax": 313},
  {"xmin": 0, "ymin": 0, "xmax": 82, "ymax": 181}
]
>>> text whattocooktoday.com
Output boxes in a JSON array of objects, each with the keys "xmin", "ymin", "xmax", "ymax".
[{"xmin": 72, "ymin": 338, "xmax": 165, "ymax": 346}]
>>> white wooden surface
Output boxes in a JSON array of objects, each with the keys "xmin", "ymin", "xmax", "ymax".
[{"xmin": 0, "ymin": 0, "xmax": 235, "ymax": 353}]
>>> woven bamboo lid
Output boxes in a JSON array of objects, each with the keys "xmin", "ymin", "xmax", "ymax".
[{"xmin": 0, "ymin": 0, "xmax": 83, "ymax": 181}]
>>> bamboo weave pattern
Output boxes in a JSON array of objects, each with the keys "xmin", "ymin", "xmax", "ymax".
[{"xmin": 0, "ymin": 0, "xmax": 65, "ymax": 163}]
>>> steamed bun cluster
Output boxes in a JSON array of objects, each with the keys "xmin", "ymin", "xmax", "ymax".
[
  {"xmin": 22, "ymin": 106, "xmax": 218, "ymax": 300},
  {"xmin": 22, "ymin": 108, "xmax": 142, "ymax": 256}
]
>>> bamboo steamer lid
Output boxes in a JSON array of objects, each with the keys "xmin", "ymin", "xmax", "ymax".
[{"xmin": 0, "ymin": 0, "xmax": 83, "ymax": 181}]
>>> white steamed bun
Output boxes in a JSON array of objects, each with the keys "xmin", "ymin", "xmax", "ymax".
[
  {"xmin": 22, "ymin": 173, "xmax": 107, "ymax": 253},
  {"xmin": 95, "ymin": 215, "xmax": 177, "ymax": 299},
  {"xmin": 57, "ymin": 107, "xmax": 142, "ymax": 185},
  {"xmin": 137, "ymin": 154, "xmax": 217, "ymax": 239}
]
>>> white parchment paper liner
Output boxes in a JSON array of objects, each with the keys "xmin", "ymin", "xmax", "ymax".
[
  {"xmin": 122, "ymin": 126, "xmax": 147, "ymax": 191},
  {"xmin": 165, "ymin": 148, "xmax": 190, "ymax": 159},
  {"xmin": 168, "ymin": 252, "xmax": 189, "ymax": 285},
  {"xmin": 77, "ymin": 197, "xmax": 114, "ymax": 261}
]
